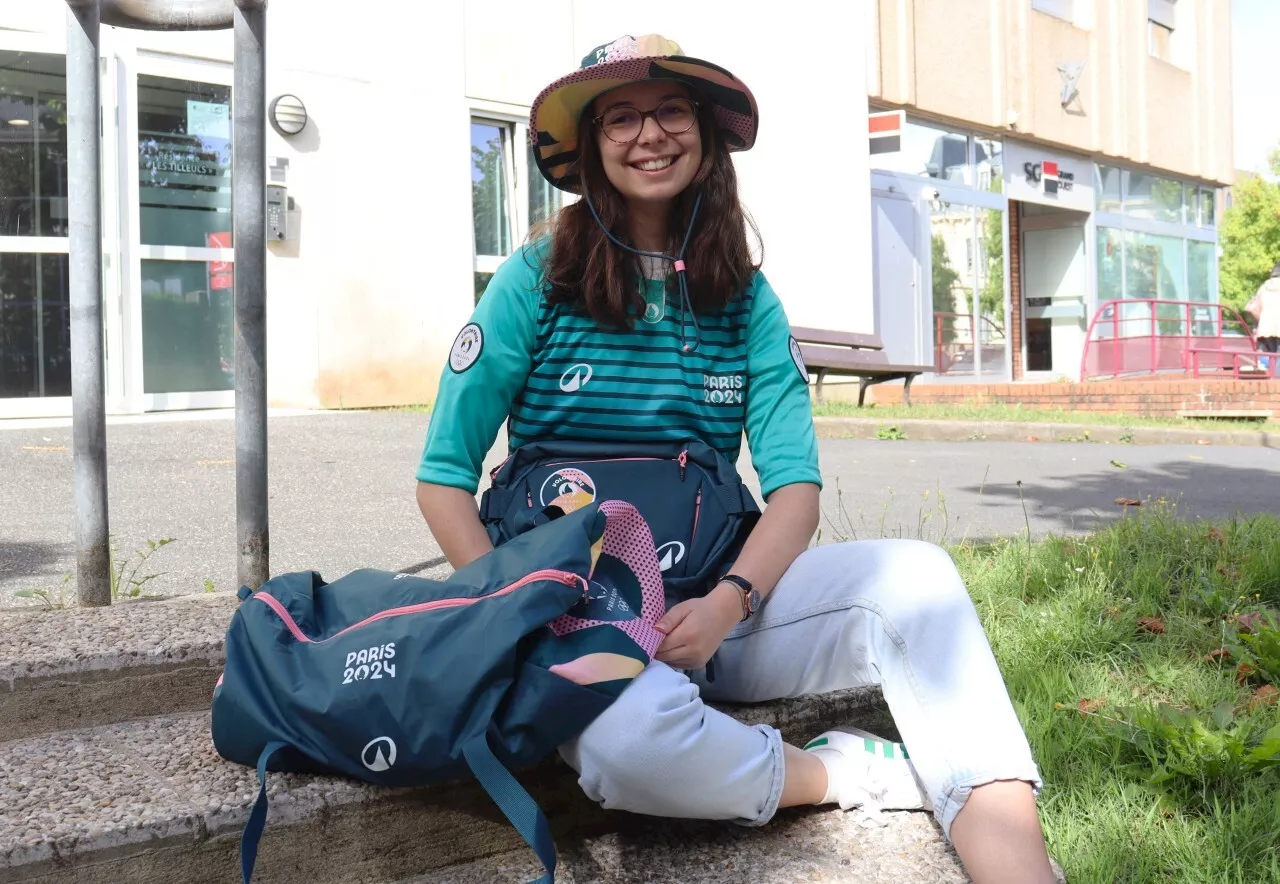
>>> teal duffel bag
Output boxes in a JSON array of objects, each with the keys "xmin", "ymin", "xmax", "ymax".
[{"xmin": 211, "ymin": 500, "xmax": 666, "ymax": 884}]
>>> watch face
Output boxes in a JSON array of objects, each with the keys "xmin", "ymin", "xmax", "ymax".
[{"xmin": 747, "ymin": 589, "xmax": 762, "ymax": 611}]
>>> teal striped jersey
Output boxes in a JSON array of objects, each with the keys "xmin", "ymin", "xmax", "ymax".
[{"xmin": 417, "ymin": 242, "xmax": 821, "ymax": 499}]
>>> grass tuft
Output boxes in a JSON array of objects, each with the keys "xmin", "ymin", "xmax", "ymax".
[{"xmin": 947, "ymin": 504, "xmax": 1280, "ymax": 883}]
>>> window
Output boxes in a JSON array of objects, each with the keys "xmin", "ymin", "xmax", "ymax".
[
  {"xmin": 973, "ymin": 136, "xmax": 1003, "ymax": 193},
  {"xmin": 1095, "ymin": 165, "xmax": 1122, "ymax": 212},
  {"xmin": 1032, "ymin": 0, "xmax": 1073, "ymax": 22},
  {"xmin": 1124, "ymin": 172, "xmax": 1183, "ymax": 223},
  {"xmin": 0, "ymin": 254, "xmax": 70, "ymax": 398},
  {"xmin": 0, "ymin": 50, "xmax": 70, "ymax": 400},
  {"xmin": 137, "ymin": 75, "xmax": 232, "ymax": 248},
  {"xmin": 1198, "ymin": 187, "xmax": 1216, "ymax": 227},
  {"xmin": 1187, "ymin": 241, "xmax": 1214, "ymax": 302},
  {"xmin": 140, "ymin": 259, "xmax": 233, "ymax": 393},
  {"xmin": 470, "ymin": 117, "xmax": 564, "ymax": 304},
  {"xmin": 1096, "ymin": 228, "xmax": 1124, "ymax": 302},
  {"xmin": 1149, "ymin": 0, "xmax": 1177, "ymax": 63},
  {"xmin": 870, "ymin": 118, "xmax": 970, "ymax": 183},
  {"xmin": 1125, "ymin": 231, "xmax": 1187, "ymax": 301}
]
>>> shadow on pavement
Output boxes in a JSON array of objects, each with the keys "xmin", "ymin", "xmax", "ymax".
[
  {"xmin": 0, "ymin": 540, "xmax": 71, "ymax": 584},
  {"xmin": 962, "ymin": 457, "xmax": 1280, "ymax": 537}
]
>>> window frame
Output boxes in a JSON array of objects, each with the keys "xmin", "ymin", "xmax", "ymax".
[
  {"xmin": 0, "ymin": 31, "xmax": 77, "ymax": 416},
  {"xmin": 469, "ymin": 104, "xmax": 569, "ymax": 295},
  {"xmin": 469, "ymin": 113, "xmax": 522, "ymax": 276},
  {"xmin": 1031, "ymin": 0, "xmax": 1074, "ymax": 23}
]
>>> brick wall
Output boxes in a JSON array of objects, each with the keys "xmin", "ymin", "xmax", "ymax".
[
  {"xmin": 871, "ymin": 379, "xmax": 1280, "ymax": 417},
  {"xmin": 1009, "ymin": 201, "xmax": 1023, "ymax": 380}
]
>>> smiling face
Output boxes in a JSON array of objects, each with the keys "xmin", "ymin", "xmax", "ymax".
[{"xmin": 591, "ymin": 80, "xmax": 703, "ymax": 208}]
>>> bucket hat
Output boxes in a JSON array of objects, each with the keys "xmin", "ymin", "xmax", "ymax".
[{"xmin": 529, "ymin": 34, "xmax": 759, "ymax": 193}]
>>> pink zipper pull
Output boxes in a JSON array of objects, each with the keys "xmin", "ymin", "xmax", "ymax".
[
  {"xmin": 527, "ymin": 490, "xmax": 533, "ymax": 508},
  {"xmin": 677, "ymin": 449, "xmax": 688, "ymax": 481}
]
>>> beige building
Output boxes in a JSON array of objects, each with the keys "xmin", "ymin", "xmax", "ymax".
[{"xmin": 866, "ymin": 0, "xmax": 1232, "ymax": 380}]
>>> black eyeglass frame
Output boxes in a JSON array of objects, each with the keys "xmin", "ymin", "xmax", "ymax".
[{"xmin": 590, "ymin": 97, "xmax": 701, "ymax": 144}]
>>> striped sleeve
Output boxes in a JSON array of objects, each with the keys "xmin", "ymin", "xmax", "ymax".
[
  {"xmin": 743, "ymin": 273, "xmax": 822, "ymax": 498},
  {"xmin": 415, "ymin": 248, "xmax": 542, "ymax": 492}
]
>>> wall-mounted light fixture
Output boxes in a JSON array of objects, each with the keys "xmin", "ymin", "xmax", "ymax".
[{"xmin": 268, "ymin": 94, "xmax": 307, "ymax": 136}]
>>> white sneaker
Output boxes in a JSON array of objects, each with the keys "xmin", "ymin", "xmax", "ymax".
[{"xmin": 804, "ymin": 727, "xmax": 931, "ymax": 826}]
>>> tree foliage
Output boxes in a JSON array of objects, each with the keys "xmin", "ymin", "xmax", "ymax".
[
  {"xmin": 931, "ymin": 233, "xmax": 960, "ymax": 315},
  {"xmin": 1219, "ymin": 147, "xmax": 1280, "ymax": 315}
]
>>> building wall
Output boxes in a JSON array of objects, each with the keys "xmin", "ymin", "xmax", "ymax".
[{"xmin": 872, "ymin": 0, "xmax": 1234, "ymax": 186}]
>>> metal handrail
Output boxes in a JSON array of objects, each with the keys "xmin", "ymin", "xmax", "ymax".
[
  {"xmin": 65, "ymin": 0, "xmax": 269, "ymax": 604},
  {"xmin": 1079, "ymin": 298, "xmax": 1268, "ymax": 381}
]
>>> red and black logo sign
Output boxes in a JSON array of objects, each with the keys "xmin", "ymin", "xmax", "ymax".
[{"xmin": 1024, "ymin": 161, "xmax": 1075, "ymax": 195}]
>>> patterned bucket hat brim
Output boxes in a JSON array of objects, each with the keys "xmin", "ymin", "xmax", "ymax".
[{"xmin": 529, "ymin": 34, "xmax": 759, "ymax": 194}]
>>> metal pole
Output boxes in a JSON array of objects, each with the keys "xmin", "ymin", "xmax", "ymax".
[
  {"xmin": 66, "ymin": 0, "xmax": 111, "ymax": 607},
  {"xmin": 233, "ymin": 0, "xmax": 269, "ymax": 591},
  {"xmin": 99, "ymin": 0, "xmax": 233, "ymax": 29}
]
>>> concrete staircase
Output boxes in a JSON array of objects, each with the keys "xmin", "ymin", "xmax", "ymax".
[{"xmin": 0, "ymin": 593, "xmax": 967, "ymax": 884}]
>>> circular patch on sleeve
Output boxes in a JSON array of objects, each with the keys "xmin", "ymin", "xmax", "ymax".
[
  {"xmin": 449, "ymin": 323, "xmax": 484, "ymax": 373},
  {"xmin": 789, "ymin": 336, "xmax": 809, "ymax": 383}
]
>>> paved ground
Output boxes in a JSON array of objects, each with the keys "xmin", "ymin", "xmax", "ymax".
[{"xmin": 2, "ymin": 411, "xmax": 1277, "ymax": 607}]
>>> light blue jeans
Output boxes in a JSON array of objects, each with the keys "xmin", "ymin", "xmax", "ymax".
[{"xmin": 558, "ymin": 539, "xmax": 1043, "ymax": 840}]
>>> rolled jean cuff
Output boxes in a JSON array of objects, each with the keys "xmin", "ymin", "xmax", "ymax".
[
  {"xmin": 934, "ymin": 765, "xmax": 1045, "ymax": 841},
  {"xmin": 732, "ymin": 724, "xmax": 785, "ymax": 828}
]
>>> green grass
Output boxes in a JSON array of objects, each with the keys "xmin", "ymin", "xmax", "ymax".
[
  {"xmin": 812, "ymin": 400, "xmax": 1280, "ymax": 433},
  {"xmin": 933, "ymin": 506, "xmax": 1280, "ymax": 883}
]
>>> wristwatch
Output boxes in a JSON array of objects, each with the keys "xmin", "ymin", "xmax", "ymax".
[{"xmin": 719, "ymin": 574, "xmax": 761, "ymax": 622}]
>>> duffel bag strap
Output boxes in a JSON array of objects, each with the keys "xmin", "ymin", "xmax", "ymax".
[
  {"xmin": 240, "ymin": 740, "xmax": 290, "ymax": 884},
  {"xmin": 463, "ymin": 730, "xmax": 557, "ymax": 884}
]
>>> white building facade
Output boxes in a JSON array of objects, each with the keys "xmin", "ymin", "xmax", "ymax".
[{"xmin": 0, "ymin": 1, "xmax": 875, "ymax": 418}]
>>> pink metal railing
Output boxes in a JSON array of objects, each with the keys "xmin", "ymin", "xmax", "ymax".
[
  {"xmin": 934, "ymin": 312, "xmax": 1006, "ymax": 375},
  {"xmin": 1080, "ymin": 299, "xmax": 1275, "ymax": 381}
]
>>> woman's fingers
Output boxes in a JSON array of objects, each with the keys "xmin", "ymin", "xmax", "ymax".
[{"xmin": 655, "ymin": 645, "xmax": 688, "ymax": 665}]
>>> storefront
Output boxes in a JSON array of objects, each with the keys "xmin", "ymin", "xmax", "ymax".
[
  {"xmin": 870, "ymin": 114, "xmax": 1011, "ymax": 380},
  {"xmin": 868, "ymin": 111, "xmax": 1220, "ymax": 382}
]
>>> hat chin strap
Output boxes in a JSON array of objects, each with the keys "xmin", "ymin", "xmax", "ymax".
[{"xmin": 582, "ymin": 189, "xmax": 704, "ymax": 353}]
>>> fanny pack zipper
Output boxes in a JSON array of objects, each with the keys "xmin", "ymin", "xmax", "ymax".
[{"xmin": 253, "ymin": 569, "xmax": 587, "ymax": 644}]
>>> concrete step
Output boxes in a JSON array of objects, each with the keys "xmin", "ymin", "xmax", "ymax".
[
  {"xmin": 0, "ymin": 693, "xmax": 890, "ymax": 883},
  {"xmin": 399, "ymin": 806, "xmax": 968, "ymax": 884},
  {"xmin": 0, "ymin": 594, "xmax": 236, "ymax": 743}
]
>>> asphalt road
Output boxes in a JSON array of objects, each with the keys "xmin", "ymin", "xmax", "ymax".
[{"xmin": 2, "ymin": 411, "xmax": 1277, "ymax": 607}]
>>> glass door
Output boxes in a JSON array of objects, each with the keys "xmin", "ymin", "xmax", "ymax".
[
  {"xmin": 0, "ymin": 38, "xmax": 73, "ymax": 418},
  {"xmin": 119, "ymin": 54, "xmax": 234, "ymax": 411}
]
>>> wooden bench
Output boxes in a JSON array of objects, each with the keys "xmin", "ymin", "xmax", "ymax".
[{"xmin": 790, "ymin": 326, "xmax": 933, "ymax": 405}]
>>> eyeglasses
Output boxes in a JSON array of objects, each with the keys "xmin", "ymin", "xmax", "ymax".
[{"xmin": 592, "ymin": 97, "xmax": 699, "ymax": 144}]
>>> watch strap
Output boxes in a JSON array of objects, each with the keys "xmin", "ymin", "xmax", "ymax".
[{"xmin": 718, "ymin": 574, "xmax": 756, "ymax": 621}]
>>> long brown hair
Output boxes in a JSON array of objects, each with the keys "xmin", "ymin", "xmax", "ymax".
[{"xmin": 533, "ymin": 99, "xmax": 761, "ymax": 328}]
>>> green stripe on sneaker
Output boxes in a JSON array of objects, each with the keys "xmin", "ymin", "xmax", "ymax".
[
  {"xmin": 863, "ymin": 737, "xmax": 876, "ymax": 754},
  {"xmin": 804, "ymin": 737, "xmax": 829, "ymax": 750},
  {"xmin": 883, "ymin": 743, "xmax": 895, "ymax": 759}
]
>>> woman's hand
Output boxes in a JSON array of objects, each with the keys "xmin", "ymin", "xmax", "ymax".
[{"xmin": 654, "ymin": 583, "xmax": 742, "ymax": 670}]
